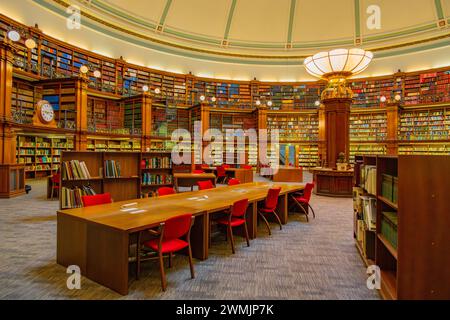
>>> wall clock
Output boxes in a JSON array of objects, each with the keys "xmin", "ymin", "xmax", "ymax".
[{"xmin": 33, "ymin": 100, "xmax": 57, "ymax": 128}]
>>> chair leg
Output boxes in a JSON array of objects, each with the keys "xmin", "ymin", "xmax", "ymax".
[
  {"xmin": 294, "ymin": 199, "xmax": 309, "ymax": 222},
  {"xmin": 158, "ymin": 251, "xmax": 167, "ymax": 291},
  {"xmin": 187, "ymin": 244, "xmax": 195, "ymax": 279},
  {"xmin": 258, "ymin": 211, "xmax": 272, "ymax": 235},
  {"xmin": 168, "ymin": 252, "xmax": 173, "ymax": 268},
  {"xmin": 308, "ymin": 204, "xmax": 316, "ymax": 219},
  {"xmin": 228, "ymin": 225, "xmax": 235, "ymax": 254},
  {"xmin": 135, "ymin": 232, "xmax": 141, "ymax": 280},
  {"xmin": 243, "ymin": 221, "xmax": 250, "ymax": 247},
  {"xmin": 273, "ymin": 209, "xmax": 283, "ymax": 230}
]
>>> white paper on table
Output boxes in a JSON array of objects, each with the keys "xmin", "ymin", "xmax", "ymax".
[{"xmin": 129, "ymin": 209, "xmax": 147, "ymax": 214}]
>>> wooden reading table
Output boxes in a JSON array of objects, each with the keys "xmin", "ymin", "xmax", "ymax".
[
  {"xmin": 57, "ymin": 182, "xmax": 304, "ymax": 295},
  {"xmin": 173, "ymin": 173, "xmax": 216, "ymax": 191},
  {"xmin": 203, "ymin": 167, "xmax": 253, "ymax": 184}
]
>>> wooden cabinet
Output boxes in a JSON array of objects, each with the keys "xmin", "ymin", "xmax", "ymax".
[
  {"xmin": 311, "ymin": 168, "xmax": 353, "ymax": 197},
  {"xmin": 0, "ymin": 164, "xmax": 26, "ymax": 198}
]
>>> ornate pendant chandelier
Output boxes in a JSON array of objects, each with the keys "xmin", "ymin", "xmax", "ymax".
[{"xmin": 304, "ymin": 48, "xmax": 373, "ymax": 100}]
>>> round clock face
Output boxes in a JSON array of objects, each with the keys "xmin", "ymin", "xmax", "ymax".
[{"xmin": 37, "ymin": 101, "xmax": 54, "ymax": 124}]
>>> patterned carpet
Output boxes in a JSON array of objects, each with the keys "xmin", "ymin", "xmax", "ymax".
[{"xmin": 0, "ymin": 173, "xmax": 379, "ymax": 300}]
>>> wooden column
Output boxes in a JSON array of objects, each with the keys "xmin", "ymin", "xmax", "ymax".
[
  {"xmin": 386, "ymin": 103, "xmax": 400, "ymax": 155},
  {"xmin": 0, "ymin": 42, "xmax": 16, "ymax": 164},
  {"xmin": 74, "ymin": 77, "xmax": 88, "ymax": 151},
  {"xmin": 317, "ymin": 104, "xmax": 327, "ymax": 167},
  {"xmin": 141, "ymin": 93, "xmax": 152, "ymax": 151},
  {"xmin": 321, "ymin": 98, "xmax": 352, "ymax": 169}
]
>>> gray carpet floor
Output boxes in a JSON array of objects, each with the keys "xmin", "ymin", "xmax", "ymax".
[{"xmin": 0, "ymin": 173, "xmax": 380, "ymax": 300}]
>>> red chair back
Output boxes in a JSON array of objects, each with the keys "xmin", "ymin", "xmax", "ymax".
[
  {"xmin": 193, "ymin": 169, "xmax": 204, "ymax": 174},
  {"xmin": 163, "ymin": 213, "xmax": 192, "ymax": 240},
  {"xmin": 228, "ymin": 178, "xmax": 240, "ymax": 186},
  {"xmin": 51, "ymin": 173, "xmax": 60, "ymax": 184},
  {"xmin": 158, "ymin": 187, "xmax": 175, "ymax": 196},
  {"xmin": 231, "ymin": 198, "xmax": 248, "ymax": 217},
  {"xmin": 242, "ymin": 165, "xmax": 252, "ymax": 170},
  {"xmin": 197, "ymin": 180, "xmax": 214, "ymax": 190},
  {"xmin": 195, "ymin": 164, "xmax": 202, "ymax": 170},
  {"xmin": 201, "ymin": 164, "xmax": 210, "ymax": 170},
  {"xmin": 82, "ymin": 193, "xmax": 112, "ymax": 207},
  {"xmin": 265, "ymin": 188, "xmax": 281, "ymax": 210},
  {"xmin": 222, "ymin": 164, "xmax": 230, "ymax": 169},
  {"xmin": 303, "ymin": 183, "xmax": 314, "ymax": 202},
  {"xmin": 216, "ymin": 165, "xmax": 226, "ymax": 177}
]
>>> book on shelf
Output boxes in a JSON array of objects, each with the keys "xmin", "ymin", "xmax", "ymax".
[
  {"xmin": 61, "ymin": 185, "xmax": 96, "ymax": 209},
  {"xmin": 360, "ymin": 195, "xmax": 377, "ymax": 231},
  {"xmin": 360, "ymin": 165, "xmax": 377, "ymax": 195},
  {"xmin": 62, "ymin": 160, "xmax": 92, "ymax": 180},
  {"xmin": 104, "ymin": 160, "xmax": 121, "ymax": 178},
  {"xmin": 142, "ymin": 173, "xmax": 173, "ymax": 185}
]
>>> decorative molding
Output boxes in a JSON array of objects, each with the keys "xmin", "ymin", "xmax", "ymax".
[{"xmin": 223, "ymin": 0, "xmax": 237, "ymax": 42}]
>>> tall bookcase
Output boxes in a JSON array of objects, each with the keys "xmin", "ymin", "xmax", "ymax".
[
  {"xmin": 17, "ymin": 134, "xmax": 74, "ymax": 178},
  {"xmin": 355, "ymin": 155, "xmax": 450, "ymax": 299},
  {"xmin": 267, "ymin": 112, "xmax": 319, "ymax": 167}
]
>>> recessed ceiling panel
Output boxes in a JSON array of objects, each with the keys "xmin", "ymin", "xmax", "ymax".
[
  {"xmin": 165, "ymin": 0, "xmax": 230, "ymax": 39},
  {"xmin": 292, "ymin": 0, "xmax": 354, "ymax": 43},
  {"xmin": 228, "ymin": 0, "xmax": 291, "ymax": 43}
]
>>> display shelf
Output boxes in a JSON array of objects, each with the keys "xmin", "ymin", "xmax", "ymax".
[
  {"xmin": 350, "ymin": 112, "xmax": 387, "ymax": 142},
  {"xmin": 16, "ymin": 134, "xmax": 74, "ymax": 179},
  {"xmin": 11, "ymin": 78, "xmax": 41, "ymax": 124},
  {"xmin": 267, "ymin": 113, "xmax": 319, "ymax": 142},
  {"xmin": 86, "ymin": 137, "xmax": 141, "ymax": 152},
  {"xmin": 349, "ymin": 143, "xmax": 386, "ymax": 163},
  {"xmin": 398, "ymin": 107, "xmax": 449, "ymax": 141}
]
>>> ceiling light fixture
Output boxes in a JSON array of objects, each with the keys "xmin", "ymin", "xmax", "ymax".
[
  {"xmin": 93, "ymin": 70, "xmax": 102, "ymax": 78},
  {"xmin": 25, "ymin": 38, "xmax": 36, "ymax": 49},
  {"xmin": 7, "ymin": 30, "xmax": 21, "ymax": 42},
  {"xmin": 79, "ymin": 65, "xmax": 89, "ymax": 74},
  {"xmin": 304, "ymin": 48, "xmax": 373, "ymax": 100}
]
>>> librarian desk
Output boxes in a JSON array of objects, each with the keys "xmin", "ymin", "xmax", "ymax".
[
  {"xmin": 173, "ymin": 173, "xmax": 217, "ymax": 191},
  {"xmin": 57, "ymin": 182, "xmax": 304, "ymax": 295},
  {"xmin": 203, "ymin": 167, "xmax": 254, "ymax": 184}
]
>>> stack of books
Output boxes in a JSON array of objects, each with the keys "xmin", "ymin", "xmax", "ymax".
[
  {"xmin": 104, "ymin": 160, "xmax": 121, "ymax": 178},
  {"xmin": 62, "ymin": 160, "xmax": 91, "ymax": 180},
  {"xmin": 142, "ymin": 173, "xmax": 173, "ymax": 185}
]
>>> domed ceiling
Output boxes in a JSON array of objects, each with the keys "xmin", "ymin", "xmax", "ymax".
[
  {"xmin": 2, "ymin": 0, "xmax": 450, "ymax": 80},
  {"xmin": 45, "ymin": 0, "xmax": 450, "ymax": 57}
]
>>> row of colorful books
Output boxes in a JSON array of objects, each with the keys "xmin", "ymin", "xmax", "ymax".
[
  {"xmin": 104, "ymin": 160, "xmax": 121, "ymax": 178},
  {"xmin": 141, "ymin": 173, "xmax": 173, "ymax": 185},
  {"xmin": 62, "ymin": 160, "xmax": 91, "ymax": 180},
  {"xmin": 141, "ymin": 157, "xmax": 171, "ymax": 169},
  {"xmin": 61, "ymin": 185, "xmax": 96, "ymax": 209}
]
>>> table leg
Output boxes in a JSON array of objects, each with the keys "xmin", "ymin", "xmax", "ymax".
[
  {"xmin": 277, "ymin": 194, "xmax": 288, "ymax": 224},
  {"xmin": 190, "ymin": 213, "xmax": 208, "ymax": 260},
  {"xmin": 86, "ymin": 223, "xmax": 129, "ymax": 295}
]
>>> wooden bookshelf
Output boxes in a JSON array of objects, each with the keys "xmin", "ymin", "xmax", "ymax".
[
  {"xmin": 86, "ymin": 136, "xmax": 141, "ymax": 152},
  {"xmin": 16, "ymin": 134, "xmax": 74, "ymax": 179},
  {"xmin": 11, "ymin": 78, "xmax": 41, "ymax": 124},
  {"xmin": 356, "ymin": 155, "xmax": 450, "ymax": 300},
  {"xmin": 398, "ymin": 107, "xmax": 449, "ymax": 141}
]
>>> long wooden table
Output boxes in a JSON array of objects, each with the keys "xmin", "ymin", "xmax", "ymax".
[
  {"xmin": 271, "ymin": 166, "xmax": 303, "ymax": 183},
  {"xmin": 173, "ymin": 173, "xmax": 216, "ymax": 191},
  {"xmin": 203, "ymin": 167, "xmax": 253, "ymax": 183},
  {"xmin": 57, "ymin": 182, "xmax": 304, "ymax": 295}
]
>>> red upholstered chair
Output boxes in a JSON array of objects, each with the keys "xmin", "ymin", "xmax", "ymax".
[
  {"xmin": 216, "ymin": 165, "xmax": 227, "ymax": 184},
  {"xmin": 81, "ymin": 193, "xmax": 112, "ymax": 207},
  {"xmin": 193, "ymin": 169, "xmax": 204, "ymax": 174},
  {"xmin": 136, "ymin": 214, "xmax": 195, "ymax": 291},
  {"xmin": 258, "ymin": 188, "xmax": 282, "ymax": 235},
  {"xmin": 228, "ymin": 178, "xmax": 240, "ymax": 186},
  {"xmin": 50, "ymin": 173, "xmax": 60, "ymax": 199},
  {"xmin": 215, "ymin": 199, "xmax": 250, "ymax": 254},
  {"xmin": 197, "ymin": 180, "xmax": 214, "ymax": 190},
  {"xmin": 222, "ymin": 164, "xmax": 230, "ymax": 169},
  {"xmin": 290, "ymin": 182, "xmax": 315, "ymax": 222},
  {"xmin": 158, "ymin": 187, "xmax": 176, "ymax": 197},
  {"xmin": 201, "ymin": 164, "xmax": 210, "ymax": 170},
  {"xmin": 242, "ymin": 165, "xmax": 252, "ymax": 170}
]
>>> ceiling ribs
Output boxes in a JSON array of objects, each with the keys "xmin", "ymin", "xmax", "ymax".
[
  {"xmin": 158, "ymin": 0, "xmax": 173, "ymax": 31},
  {"xmin": 286, "ymin": 0, "xmax": 297, "ymax": 48},
  {"xmin": 223, "ymin": 0, "xmax": 237, "ymax": 46}
]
